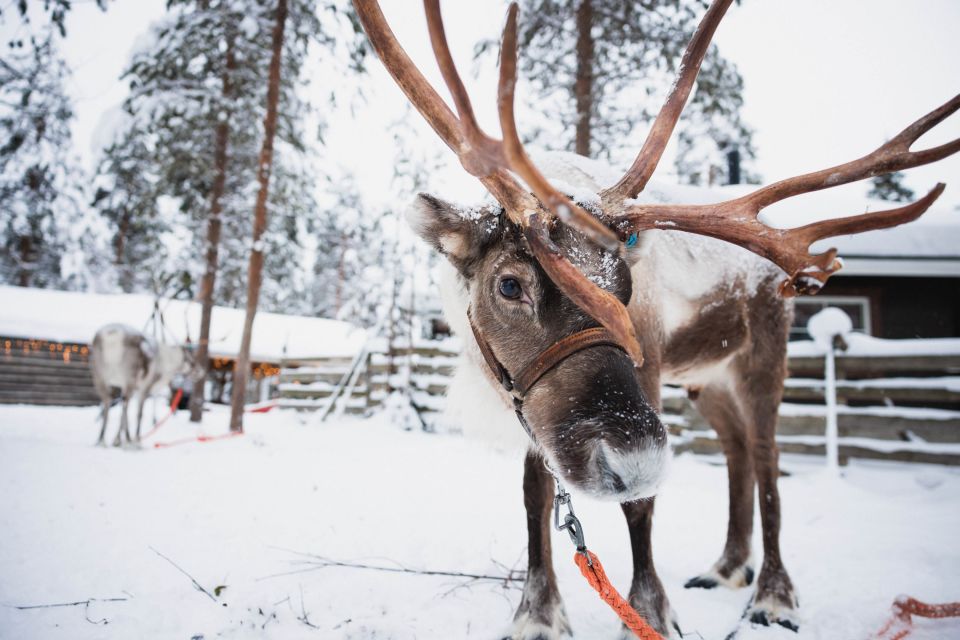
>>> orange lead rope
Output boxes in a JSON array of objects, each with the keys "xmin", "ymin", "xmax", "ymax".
[
  {"xmin": 552, "ymin": 481, "xmax": 663, "ymax": 639},
  {"xmin": 575, "ymin": 550, "xmax": 664, "ymax": 640},
  {"xmin": 875, "ymin": 596, "xmax": 960, "ymax": 640}
]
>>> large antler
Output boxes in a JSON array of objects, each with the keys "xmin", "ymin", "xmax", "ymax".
[
  {"xmin": 614, "ymin": 96, "xmax": 959, "ymax": 296},
  {"xmin": 354, "ymin": 0, "xmax": 645, "ymax": 365},
  {"xmin": 603, "ymin": 0, "xmax": 959, "ymax": 295}
]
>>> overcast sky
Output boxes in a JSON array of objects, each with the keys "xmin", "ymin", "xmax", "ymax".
[{"xmin": 61, "ymin": 1, "xmax": 960, "ymax": 217}]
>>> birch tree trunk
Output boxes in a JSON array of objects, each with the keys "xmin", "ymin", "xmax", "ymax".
[
  {"xmin": 189, "ymin": 33, "xmax": 236, "ymax": 423},
  {"xmin": 229, "ymin": 0, "xmax": 288, "ymax": 433}
]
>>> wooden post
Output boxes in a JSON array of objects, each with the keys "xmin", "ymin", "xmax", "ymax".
[{"xmin": 229, "ymin": 0, "xmax": 288, "ymax": 433}]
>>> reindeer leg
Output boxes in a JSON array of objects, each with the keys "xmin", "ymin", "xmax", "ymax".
[
  {"xmin": 116, "ymin": 388, "xmax": 133, "ymax": 447},
  {"xmin": 620, "ymin": 499, "xmax": 678, "ymax": 638},
  {"xmin": 504, "ymin": 450, "xmax": 570, "ymax": 640},
  {"xmin": 684, "ymin": 385, "xmax": 755, "ymax": 590},
  {"xmin": 135, "ymin": 392, "xmax": 147, "ymax": 445},
  {"xmin": 96, "ymin": 399, "xmax": 111, "ymax": 446},
  {"xmin": 736, "ymin": 288, "xmax": 798, "ymax": 631},
  {"xmin": 745, "ymin": 423, "xmax": 798, "ymax": 631},
  {"xmin": 94, "ymin": 379, "xmax": 111, "ymax": 447}
]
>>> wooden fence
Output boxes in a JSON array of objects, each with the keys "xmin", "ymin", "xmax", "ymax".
[{"xmin": 278, "ymin": 342, "xmax": 960, "ymax": 466}]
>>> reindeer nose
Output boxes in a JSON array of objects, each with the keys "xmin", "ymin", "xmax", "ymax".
[
  {"xmin": 591, "ymin": 437, "xmax": 669, "ymax": 502},
  {"xmin": 595, "ymin": 444, "xmax": 629, "ymax": 493}
]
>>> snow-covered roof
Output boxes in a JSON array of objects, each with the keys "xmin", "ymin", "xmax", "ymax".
[{"xmin": 0, "ymin": 285, "xmax": 366, "ymax": 362}]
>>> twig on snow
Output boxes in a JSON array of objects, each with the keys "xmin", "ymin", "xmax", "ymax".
[
  {"xmin": 149, "ymin": 546, "xmax": 217, "ymax": 602},
  {"xmin": 12, "ymin": 597, "xmax": 128, "ymax": 610},
  {"xmin": 9, "ymin": 596, "xmax": 129, "ymax": 626},
  {"xmin": 261, "ymin": 546, "xmax": 526, "ymax": 591},
  {"xmin": 297, "ymin": 585, "xmax": 319, "ymax": 629}
]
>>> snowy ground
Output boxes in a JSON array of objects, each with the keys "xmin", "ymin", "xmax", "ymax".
[{"xmin": 1, "ymin": 404, "xmax": 959, "ymax": 640}]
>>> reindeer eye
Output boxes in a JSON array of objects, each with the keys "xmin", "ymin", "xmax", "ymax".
[{"xmin": 498, "ymin": 277, "xmax": 522, "ymax": 300}]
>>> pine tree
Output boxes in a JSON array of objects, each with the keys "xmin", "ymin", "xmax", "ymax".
[
  {"xmin": 477, "ymin": 0, "xmax": 756, "ymax": 184},
  {"xmin": 91, "ymin": 123, "xmax": 170, "ymax": 292},
  {"xmin": 0, "ymin": 33, "xmax": 83, "ymax": 287},
  {"xmin": 868, "ymin": 171, "xmax": 914, "ymax": 203},
  {"xmin": 0, "ymin": 0, "xmax": 111, "ymax": 289},
  {"xmin": 105, "ymin": 0, "xmax": 366, "ymax": 420},
  {"xmin": 230, "ymin": 0, "xmax": 289, "ymax": 433}
]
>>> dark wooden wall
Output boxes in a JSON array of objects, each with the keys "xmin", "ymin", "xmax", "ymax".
[{"xmin": 820, "ymin": 275, "xmax": 960, "ymax": 339}]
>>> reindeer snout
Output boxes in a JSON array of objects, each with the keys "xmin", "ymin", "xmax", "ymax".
[
  {"xmin": 592, "ymin": 436, "xmax": 669, "ymax": 501},
  {"xmin": 546, "ymin": 405, "xmax": 670, "ymax": 503}
]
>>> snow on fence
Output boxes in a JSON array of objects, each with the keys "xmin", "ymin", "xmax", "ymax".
[
  {"xmin": 277, "ymin": 337, "xmax": 459, "ymax": 430},
  {"xmin": 278, "ymin": 334, "xmax": 960, "ymax": 466},
  {"xmin": 674, "ymin": 336, "xmax": 960, "ymax": 466}
]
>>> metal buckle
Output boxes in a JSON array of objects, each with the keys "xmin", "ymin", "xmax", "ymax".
[{"xmin": 554, "ymin": 485, "xmax": 587, "ymax": 552}]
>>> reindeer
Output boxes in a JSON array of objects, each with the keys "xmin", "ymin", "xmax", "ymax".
[
  {"xmin": 353, "ymin": 0, "xmax": 959, "ymax": 635},
  {"xmin": 90, "ymin": 324, "xmax": 194, "ymax": 447}
]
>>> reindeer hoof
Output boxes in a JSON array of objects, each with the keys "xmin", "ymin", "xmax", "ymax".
[
  {"xmin": 684, "ymin": 575, "xmax": 718, "ymax": 589},
  {"xmin": 748, "ymin": 609, "xmax": 799, "ymax": 632},
  {"xmin": 622, "ymin": 589, "xmax": 678, "ymax": 638},
  {"xmin": 686, "ymin": 561, "xmax": 754, "ymax": 590},
  {"xmin": 745, "ymin": 594, "xmax": 799, "ymax": 633},
  {"xmin": 502, "ymin": 606, "xmax": 571, "ymax": 640}
]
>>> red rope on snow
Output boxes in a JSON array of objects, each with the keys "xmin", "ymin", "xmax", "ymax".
[
  {"xmin": 138, "ymin": 388, "xmax": 183, "ymax": 441},
  {"xmin": 153, "ymin": 431, "xmax": 243, "ymax": 449},
  {"xmin": 875, "ymin": 596, "xmax": 960, "ymax": 640},
  {"xmin": 574, "ymin": 550, "xmax": 663, "ymax": 639}
]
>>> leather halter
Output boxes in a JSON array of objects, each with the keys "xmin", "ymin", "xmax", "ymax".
[{"xmin": 467, "ymin": 309, "xmax": 627, "ymax": 436}]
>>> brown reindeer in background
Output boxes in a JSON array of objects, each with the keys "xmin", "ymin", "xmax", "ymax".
[{"xmin": 354, "ymin": 0, "xmax": 959, "ymax": 636}]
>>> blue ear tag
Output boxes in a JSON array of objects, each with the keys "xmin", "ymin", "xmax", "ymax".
[{"xmin": 625, "ymin": 232, "xmax": 638, "ymax": 248}]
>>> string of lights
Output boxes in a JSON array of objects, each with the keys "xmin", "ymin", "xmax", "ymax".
[{"xmin": 3, "ymin": 337, "xmax": 280, "ymax": 378}]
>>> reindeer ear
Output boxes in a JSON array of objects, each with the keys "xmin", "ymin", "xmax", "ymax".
[{"xmin": 407, "ymin": 193, "xmax": 501, "ymax": 275}]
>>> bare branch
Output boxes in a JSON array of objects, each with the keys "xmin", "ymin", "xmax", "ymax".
[
  {"xmin": 12, "ymin": 597, "xmax": 128, "ymax": 610},
  {"xmin": 149, "ymin": 546, "xmax": 217, "ymax": 602}
]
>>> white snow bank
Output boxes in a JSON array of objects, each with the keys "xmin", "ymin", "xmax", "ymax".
[
  {"xmin": 0, "ymin": 285, "xmax": 366, "ymax": 362},
  {"xmin": 788, "ymin": 334, "xmax": 960, "ymax": 358},
  {"xmin": 1, "ymin": 404, "xmax": 959, "ymax": 639}
]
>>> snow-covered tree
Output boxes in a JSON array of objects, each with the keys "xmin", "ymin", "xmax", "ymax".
[
  {"xmin": 105, "ymin": 0, "xmax": 366, "ymax": 420},
  {"xmin": 0, "ymin": 33, "xmax": 84, "ymax": 287},
  {"xmin": 230, "ymin": 0, "xmax": 290, "ymax": 433},
  {"xmin": 477, "ymin": 0, "xmax": 756, "ymax": 184},
  {"xmin": 0, "ymin": 1, "xmax": 113, "ymax": 289},
  {"xmin": 868, "ymin": 171, "xmax": 914, "ymax": 203},
  {"xmin": 92, "ymin": 123, "xmax": 170, "ymax": 292}
]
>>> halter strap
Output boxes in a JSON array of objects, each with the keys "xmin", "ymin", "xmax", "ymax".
[{"xmin": 467, "ymin": 309, "xmax": 626, "ymax": 399}]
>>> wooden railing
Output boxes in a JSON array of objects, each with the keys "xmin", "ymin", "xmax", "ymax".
[{"xmin": 278, "ymin": 338, "xmax": 960, "ymax": 465}]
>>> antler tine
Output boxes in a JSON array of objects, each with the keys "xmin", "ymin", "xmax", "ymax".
[
  {"xmin": 496, "ymin": 3, "xmax": 621, "ymax": 251},
  {"xmin": 358, "ymin": 0, "xmax": 643, "ymax": 363},
  {"xmin": 500, "ymin": 5, "xmax": 643, "ymax": 363},
  {"xmin": 424, "ymin": 1, "xmax": 620, "ymax": 251},
  {"xmin": 748, "ymin": 94, "xmax": 960, "ymax": 211},
  {"xmin": 777, "ymin": 184, "xmax": 946, "ymax": 295},
  {"xmin": 601, "ymin": 0, "xmax": 734, "ymax": 205},
  {"xmin": 618, "ymin": 183, "xmax": 947, "ymax": 297},
  {"xmin": 353, "ymin": 0, "xmax": 534, "ymax": 213},
  {"xmin": 617, "ymin": 93, "xmax": 959, "ymax": 296},
  {"xmin": 423, "ymin": 0, "xmax": 505, "ymax": 176}
]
